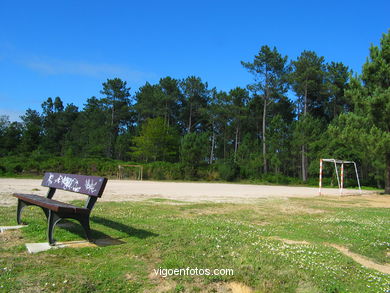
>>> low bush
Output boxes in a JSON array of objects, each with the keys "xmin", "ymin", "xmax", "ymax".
[
  {"xmin": 143, "ymin": 161, "xmax": 183, "ymax": 180},
  {"xmin": 217, "ymin": 159, "xmax": 239, "ymax": 181}
]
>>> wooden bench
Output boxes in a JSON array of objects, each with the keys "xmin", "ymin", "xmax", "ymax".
[{"xmin": 13, "ymin": 172, "xmax": 108, "ymax": 245}]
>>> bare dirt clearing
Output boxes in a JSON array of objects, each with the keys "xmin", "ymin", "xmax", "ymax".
[{"xmin": 0, "ymin": 178, "xmax": 380, "ymax": 206}]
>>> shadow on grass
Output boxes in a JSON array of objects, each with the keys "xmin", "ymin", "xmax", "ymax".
[
  {"xmin": 56, "ymin": 216, "xmax": 158, "ymax": 245},
  {"xmin": 91, "ymin": 216, "xmax": 159, "ymax": 239},
  {"xmin": 15, "ymin": 207, "xmax": 158, "ymax": 247}
]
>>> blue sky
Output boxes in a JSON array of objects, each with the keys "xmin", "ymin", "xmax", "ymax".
[{"xmin": 1, "ymin": 0, "xmax": 389, "ymax": 121}]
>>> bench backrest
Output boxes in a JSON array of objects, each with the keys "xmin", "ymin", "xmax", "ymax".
[{"xmin": 41, "ymin": 172, "xmax": 108, "ymax": 197}]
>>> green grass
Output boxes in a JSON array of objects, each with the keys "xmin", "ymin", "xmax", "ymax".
[{"xmin": 0, "ymin": 197, "xmax": 389, "ymax": 292}]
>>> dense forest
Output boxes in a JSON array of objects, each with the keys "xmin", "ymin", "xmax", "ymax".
[{"xmin": 1, "ymin": 31, "xmax": 389, "ymax": 193}]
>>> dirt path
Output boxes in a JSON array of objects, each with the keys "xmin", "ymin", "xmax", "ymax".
[
  {"xmin": 0, "ymin": 178, "xmax": 377, "ymax": 206},
  {"xmin": 269, "ymin": 236, "xmax": 390, "ymax": 275},
  {"xmin": 329, "ymin": 244, "xmax": 390, "ymax": 275}
]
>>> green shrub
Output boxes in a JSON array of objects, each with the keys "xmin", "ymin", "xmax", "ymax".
[
  {"xmin": 143, "ymin": 162, "xmax": 183, "ymax": 180},
  {"xmin": 217, "ymin": 160, "xmax": 239, "ymax": 181},
  {"xmin": 237, "ymin": 156, "xmax": 263, "ymax": 180},
  {"xmin": 13, "ymin": 164, "xmax": 23, "ymax": 174}
]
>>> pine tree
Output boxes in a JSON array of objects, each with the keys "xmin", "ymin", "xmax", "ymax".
[
  {"xmin": 241, "ymin": 46, "xmax": 289, "ymax": 173},
  {"xmin": 361, "ymin": 30, "xmax": 390, "ymax": 193}
]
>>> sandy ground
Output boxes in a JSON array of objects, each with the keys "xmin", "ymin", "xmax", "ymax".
[{"xmin": 0, "ymin": 178, "xmax": 377, "ymax": 206}]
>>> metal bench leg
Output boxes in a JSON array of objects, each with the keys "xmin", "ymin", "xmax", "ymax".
[
  {"xmin": 78, "ymin": 215, "xmax": 93, "ymax": 242},
  {"xmin": 16, "ymin": 199, "xmax": 28, "ymax": 225},
  {"xmin": 17, "ymin": 200, "xmax": 49, "ymax": 224},
  {"xmin": 47, "ymin": 211, "xmax": 61, "ymax": 246}
]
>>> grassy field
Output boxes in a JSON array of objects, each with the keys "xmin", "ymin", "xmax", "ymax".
[{"xmin": 0, "ymin": 196, "xmax": 389, "ymax": 292}]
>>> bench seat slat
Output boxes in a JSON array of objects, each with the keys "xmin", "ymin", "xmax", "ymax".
[{"xmin": 13, "ymin": 193, "xmax": 90, "ymax": 215}]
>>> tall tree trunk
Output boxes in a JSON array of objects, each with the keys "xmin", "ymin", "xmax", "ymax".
[
  {"xmin": 301, "ymin": 81, "xmax": 308, "ymax": 182},
  {"xmin": 234, "ymin": 125, "xmax": 239, "ymax": 162},
  {"xmin": 210, "ymin": 122, "xmax": 215, "ymax": 164},
  {"xmin": 110, "ymin": 104, "xmax": 115, "ymax": 158},
  {"xmin": 262, "ymin": 97, "xmax": 267, "ymax": 173},
  {"xmin": 385, "ymin": 153, "xmax": 390, "ymax": 194},
  {"xmin": 304, "ymin": 81, "xmax": 308, "ymax": 115},
  {"xmin": 301, "ymin": 144, "xmax": 307, "ymax": 182},
  {"xmin": 223, "ymin": 127, "xmax": 227, "ymax": 159},
  {"xmin": 165, "ymin": 100, "xmax": 169, "ymax": 127},
  {"xmin": 188, "ymin": 104, "xmax": 192, "ymax": 133}
]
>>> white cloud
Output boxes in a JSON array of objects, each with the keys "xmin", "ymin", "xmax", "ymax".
[
  {"xmin": 22, "ymin": 56, "xmax": 156, "ymax": 83},
  {"xmin": 0, "ymin": 108, "xmax": 23, "ymax": 122},
  {"xmin": 0, "ymin": 43, "xmax": 157, "ymax": 84}
]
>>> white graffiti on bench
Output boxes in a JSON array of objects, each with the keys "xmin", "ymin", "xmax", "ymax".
[
  {"xmin": 49, "ymin": 173, "xmax": 82, "ymax": 192},
  {"xmin": 47, "ymin": 173, "xmax": 54, "ymax": 185},
  {"xmin": 85, "ymin": 179, "xmax": 98, "ymax": 193}
]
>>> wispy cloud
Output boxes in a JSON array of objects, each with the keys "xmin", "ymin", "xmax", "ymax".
[
  {"xmin": 0, "ymin": 108, "xmax": 24, "ymax": 122},
  {"xmin": 1, "ymin": 43, "xmax": 158, "ymax": 85},
  {"xmin": 22, "ymin": 56, "xmax": 156, "ymax": 83}
]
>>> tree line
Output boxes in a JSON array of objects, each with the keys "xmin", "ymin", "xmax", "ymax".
[{"xmin": 0, "ymin": 31, "xmax": 389, "ymax": 192}]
